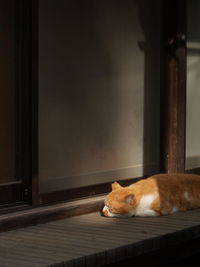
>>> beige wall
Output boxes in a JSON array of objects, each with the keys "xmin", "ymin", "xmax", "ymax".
[
  {"xmin": 39, "ymin": 0, "xmax": 161, "ymax": 192},
  {"xmin": 186, "ymin": 0, "xmax": 200, "ymax": 169},
  {"xmin": 0, "ymin": 0, "xmax": 15, "ymax": 184}
]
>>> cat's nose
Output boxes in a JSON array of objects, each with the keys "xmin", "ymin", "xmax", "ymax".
[{"xmin": 100, "ymin": 210, "xmax": 105, "ymax": 216}]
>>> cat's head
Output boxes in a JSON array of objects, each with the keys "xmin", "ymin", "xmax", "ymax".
[{"xmin": 102, "ymin": 182, "xmax": 136, "ymax": 218}]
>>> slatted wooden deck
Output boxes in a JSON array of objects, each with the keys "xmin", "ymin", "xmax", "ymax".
[{"xmin": 1, "ymin": 209, "xmax": 200, "ymax": 267}]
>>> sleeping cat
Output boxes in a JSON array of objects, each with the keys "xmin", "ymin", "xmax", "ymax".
[{"xmin": 102, "ymin": 173, "xmax": 200, "ymax": 217}]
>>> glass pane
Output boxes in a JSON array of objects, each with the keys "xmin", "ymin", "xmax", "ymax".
[
  {"xmin": 0, "ymin": 0, "xmax": 16, "ymax": 184},
  {"xmin": 39, "ymin": 0, "xmax": 161, "ymax": 193},
  {"xmin": 186, "ymin": 0, "xmax": 200, "ymax": 170}
]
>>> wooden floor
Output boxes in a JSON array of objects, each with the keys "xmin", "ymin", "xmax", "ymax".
[{"xmin": 1, "ymin": 209, "xmax": 200, "ymax": 267}]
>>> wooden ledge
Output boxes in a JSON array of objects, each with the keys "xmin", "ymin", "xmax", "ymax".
[
  {"xmin": 0, "ymin": 195, "xmax": 105, "ymax": 232},
  {"xmin": 1, "ymin": 209, "xmax": 200, "ymax": 266}
]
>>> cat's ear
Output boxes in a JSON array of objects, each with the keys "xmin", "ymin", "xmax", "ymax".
[
  {"xmin": 124, "ymin": 194, "xmax": 134, "ymax": 205},
  {"xmin": 111, "ymin": 182, "xmax": 122, "ymax": 191}
]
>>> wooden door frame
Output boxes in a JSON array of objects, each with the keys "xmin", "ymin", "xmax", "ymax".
[
  {"xmin": 160, "ymin": 0, "xmax": 187, "ymax": 173},
  {"xmin": 15, "ymin": 0, "xmax": 32, "ymax": 205},
  {"xmin": 0, "ymin": 0, "xmax": 32, "ymax": 207}
]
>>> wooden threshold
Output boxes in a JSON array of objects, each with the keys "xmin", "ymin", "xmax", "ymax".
[
  {"xmin": 2, "ymin": 171, "xmax": 200, "ymax": 232},
  {"xmin": 0, "ymin": 194, "xmax": 105, "ymax": 232},
  {"xmin": 1, "ymin": 209, "xmax": 200, "ymax": 266}
]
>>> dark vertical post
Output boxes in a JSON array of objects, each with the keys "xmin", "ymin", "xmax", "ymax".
[
  {"xmin": 32, "ymin": 0, "xmax": 40, "ymax": 205},
  {"xmin": 161, "ymin": 0, "xmax": 186, "ymax": 173},
  {"xmin": 15, "ymin": 0, "xmax": 32, "ymax": 203}
]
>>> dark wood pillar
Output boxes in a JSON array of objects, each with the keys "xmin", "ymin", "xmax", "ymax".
[
  {"xmin": 32, "ymin": 0, "xmax": 40, "ymax": 205},
  {"xmin": 161, "ymin": 0, "xmax": 186, "ymax": 173},
  {"xmin": 15, "ymin": 0, "xmax": 33, "ymax": 204}
]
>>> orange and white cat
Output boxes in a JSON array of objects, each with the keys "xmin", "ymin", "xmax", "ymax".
[{"xmin": 103, "ymin": 173, "xmax": 200, "ymax": 217}]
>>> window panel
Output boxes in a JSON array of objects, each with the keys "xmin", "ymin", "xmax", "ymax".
[{"xmin": 39, "ymin": 0, "xmax": 161, "ymax": 193}]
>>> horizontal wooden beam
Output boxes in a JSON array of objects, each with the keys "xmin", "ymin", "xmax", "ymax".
[{"xmin": 0, "ymin": 195, "xmax": 105, "ymax": 232}]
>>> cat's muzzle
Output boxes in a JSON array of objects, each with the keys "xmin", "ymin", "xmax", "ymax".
[{"xmin": 101, "ymin": 205, "xmax": 109, "ymax": 217}]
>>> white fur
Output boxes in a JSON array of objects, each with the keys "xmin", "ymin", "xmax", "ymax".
[
  {"xmin": 135, "ymin": 209, "xmax": 158, "ymax": 217},
  {"xmin": 103, "ymin": 206, "xmax": 124, "ymax": 218},
  {"xmin": 103, "ymin": 205, "xmax": 135, "ymax": 218},
  {"xmin": 135, "ymin": 193, "xmax": 158, "ymax": 217},
  {"xmin": 103, "ymin": 193, "xmax": 159, "ymax": 218}
]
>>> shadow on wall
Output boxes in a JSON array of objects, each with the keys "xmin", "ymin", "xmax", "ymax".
[{"xmin": 135, "ymin": 0, "xmax": 161, "ymax": 176}]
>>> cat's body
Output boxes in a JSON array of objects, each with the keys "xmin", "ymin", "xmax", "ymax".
[{"xmin": 103, "ymin": 173, "xmax": 200, "ymax": 217}]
